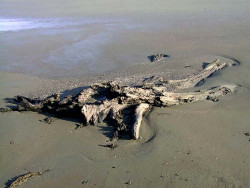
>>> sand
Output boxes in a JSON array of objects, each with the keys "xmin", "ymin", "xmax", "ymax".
[{"xmin": 1, "ymin": 0, "xmax": 250, "ymax": 187}]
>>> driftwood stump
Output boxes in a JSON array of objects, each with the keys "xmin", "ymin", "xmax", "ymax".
[{"xmin": 12, "ymin": 59, "xmax": 238, "ymax": 140}]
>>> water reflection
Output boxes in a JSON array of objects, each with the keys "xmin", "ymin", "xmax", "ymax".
[{"xmin": 0, "ymin": 17, "xmax": 126, "ymax": 32}]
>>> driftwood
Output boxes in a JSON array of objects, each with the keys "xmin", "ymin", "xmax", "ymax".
[
  {"xmin": 6, "ymin": 170, "xmax": 49, "ymax": 188},
  {"xmin": 11, "ymin": 59, "xmax": 238, "ymax": 140},
  {"xmin": 148, "ymin": 54, "xmax": 169, "ymax": 63},
  {"xmin": 148, "ymin": 54, "xmax": 169, "ymax": 62}
]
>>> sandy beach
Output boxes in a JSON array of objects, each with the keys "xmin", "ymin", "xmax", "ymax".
[{"xmin": 1, "ymin": 0, "xmax": 250, "ymax": 187}]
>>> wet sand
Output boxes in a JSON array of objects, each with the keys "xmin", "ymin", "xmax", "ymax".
[{"xmin": 1, "ymin": 0, "xmax": 250, "ymax": 187}]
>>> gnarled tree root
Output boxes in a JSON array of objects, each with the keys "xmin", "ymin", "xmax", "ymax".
[{"xmin": 10, "ymin": 59, "xmax": 238, "ymax": 140}]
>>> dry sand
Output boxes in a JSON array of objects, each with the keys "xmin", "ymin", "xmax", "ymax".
[{"xmin": 1, "ymin": 0, "xmax": 250, "ymax": 187}]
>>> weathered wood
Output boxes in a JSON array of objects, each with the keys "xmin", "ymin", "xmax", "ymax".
[
  {"xmin": 148, "ymin": 54, "xmax": 169, "ymax": 62},
  {"xmin": 132, "ymin": 103, "xmax": 150, "ymax": 139},
  {"xmin": 6, "ymin": 170, "xmax": 49, "ymax": 188},
  {"xmin": 10, "ymin": 59, "xmax": 238, "ymax": 140}
]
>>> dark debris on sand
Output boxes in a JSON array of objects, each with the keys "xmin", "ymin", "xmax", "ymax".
[
  {"xmin": 148, "ymin": 54, "xmax": 169, "ymax": 62},
  {"xmin": 39, "ymin": 117, "xmax": 55, "ymax": 124}
]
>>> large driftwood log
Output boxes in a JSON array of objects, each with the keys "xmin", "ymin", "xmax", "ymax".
[{"xmin": 12, "ymin": 59, "xmax": 238, "ymax": 140}]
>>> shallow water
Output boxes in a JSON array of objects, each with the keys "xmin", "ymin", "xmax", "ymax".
[
  {"xmin": 0, "ymin": 17, "xmax": 131, "ymax": 32},
  {"xmin": 0, "ymin": 16, "xmax": 159, "ymax": 78},
  {"xmin": 1, "ymin": 8, "xmax": 250, "ymax": 78}
]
